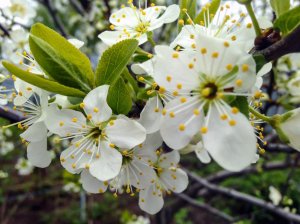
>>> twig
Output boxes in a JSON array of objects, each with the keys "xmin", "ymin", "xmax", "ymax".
[
  {"xmin": 255, "ymin": 25, "xmax": 300, "ymax": 62},
  {"xmin": 0, "ymin": 23, "xmax": 10, "ymax": 37},
  {"xmin": 188, "ymin": 171, "xmax": 300, "ymax": 223},
  {"xmin": 176, "ymin": 193, "xmax": 234, "ymax": 223},
  {"xmin": 0, "ymin": 107, "xmax": 24, "ymax": 123},
  {"xmin": 69, "ymin": 0, "xmax": 86, "ymax": 16}
]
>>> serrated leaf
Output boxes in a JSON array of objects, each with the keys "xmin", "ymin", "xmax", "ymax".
[
  {"xmin": 194, "ymin": 0, "xmax": 221, "ymax": 25},
  {"xmin": 2, "ymin": 61, "xmax": 86, "ymax": 98},
  {"xmin": 231, "ymin": 96, "xmax": 249, "ymax": 118},
  {"xmin": 29, "ymin": 23, "xmax": 94, "ymax": 92},
  {"xmin": 270, "ymin": 0, "xmax": 290, "ymax": 17},
  {"xmin": 274, "ymin": 6, "xmax": 300, "ymax": 35},
  {"xmin": 107, "ymin": 77, "xmax": 132, "ymax": 115},
  {"xmin": 96, "ymin": 39, "xmax": 138, "ymax": 86}
]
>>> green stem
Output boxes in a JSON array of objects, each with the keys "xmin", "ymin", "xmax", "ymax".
[
  {"xmin": 249, "ymin": 106, "xmax": 272, "ymax": 123},
  {"xmin": 245, "ymin": 3, "xmax": 261, "ymax": 37},
  {"xmin": 147, "ymin": 32, "xmax": 156, "ymax": 47},
  {"xmin": 123, "ymin": 68, "xmax": 139, "ymax": 94},
  {"xmin": 136, "ymin": 47, "xmax": 151, "ymax": 56}
]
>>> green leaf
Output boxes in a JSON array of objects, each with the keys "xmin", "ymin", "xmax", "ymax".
[
  {"xmin": 178, "ymin": 0, "xmax": 197, "ymax": 32},
  {"xmin": 107, "ymin": 77, "xmax": 132, "ymax": 115},
  {"xmin": 95, "ymin": 39, "xmax": 138, "ymax": 86},
  {"xmin": 274, "ymin": 6, "xmax": 300, "ymax": 35},
  {"xmin": 231, "ymin": 96, "xmax": 249, "ymax": 118},
  {"xmin": 270, "ymin": 0, "xmax": 290, "ymax": 17},
  {"xmin": 194, "ymin": 0, "xmax": 221, "ymax": 25},
  {"xmin": 29, "ymin": 23, "xmax": 94, "ymax": 92},
  {"xmin": 2, "ymin": 61, "xmax": 86, "ymax": 98},
  {"xmin": 253, "ymin": 54, "xmax": 267, "ymax": 73}
]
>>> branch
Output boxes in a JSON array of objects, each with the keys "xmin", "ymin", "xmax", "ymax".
[
  {"xmin": 0, "ymin": 107, "xmax": 24, "ymax": 122},
  {"xmin": 0, "ymin": 23, "xmax": 10, "ymax": 37},
  {"xmin": 255, "ymin": 25, "xmax": 300, "ymax": 62},
  {"xmin": 69, "ymin": 0, "xmax": 86, "ymax": 16},
  {"xmin": 176, "ymin": 193, "xmax": 234, "ymax": 222},
  {"xmin": 188, "ymin": 171, "xmax": 300, "ymax": 223}
]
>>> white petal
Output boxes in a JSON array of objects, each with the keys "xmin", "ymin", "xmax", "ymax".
[
  {"xmin": 20, "ymin": 121, "xmax": 47, "ymax": 142},
  {"xmin": 142, "ymin": 6, "xmax": 166, "ymax": 22},
  {"xmin": 170, "ymin": 25, "xmax": 199, "ymax": 49},
  {"xmin": 68, "ymin": 38, "xmax": 84, "ymax": 49},
  {"xmin": 160, "ymin": 168, "xmax": 188, "ymax": 193},
  {"xmin": 83, "ymin": 85, "xmax": 112, "ymax": 124},
  {"xmin": 131, "ymin": 58, "xmax": 155, "ymax": 76},
  {"xmin": 89, "ymin": 141, "xmax": 122, "ymax": 181},
  {"xmin": 150, "ymin": 5, "xmax": 180, "ymax": 30},
  {"xmin": 139, "ymin": 97, "xmax": 163, "ymax": 134},
  {"xmin": 80, "ymin": 170, "xmax": 108, "ymax": 194},
  {"xmin": 98, "ymin": 30, "xmax": 126, "ymax": 46},
  {"xmin": 158, "ymin": 151, "xmax": 180, "ymax": 168},
  {"xmin": 27, "ymin": 139, "xmax": 51, "ymax": 168},
  {"xmin": 109, "ymin": 7, "xmax": 138, "ymax": 27},
  {"xmin": 105, "ymin": 117, "xmax": 146, "ymax": 149},
  {"xmin": 160, "ymin": 97, "xmax": 203, "ymax": 150},
  {"xmin": 139, "ymin": 184, "xmax": 164, "ymax": 215},
  {"xmin": 203, "ymin": 104, "xmax": 257, "ymax": 171},
  {"xmin": 195, "ymin": 142, "xmax": 211, "ymax": 164}
]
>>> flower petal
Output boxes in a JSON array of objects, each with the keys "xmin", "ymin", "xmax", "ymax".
[
  {"xmin": 109, "ymin": 7, "xmax": 138, "ymax": 27},
  {"xmin": 160, "ymin": 168, "xmax": 188, "ymax": 193},
  {"xmin": 83, "ymin": 85, "xmax": 112, "ymax": 124},
  {"xmin": 203, "ymin": 104, "xmax": 257, "ymax": 171},
  {"xmin": 139, "ymin": 184, "xmax": 164, "ymax": 215},
  {"xmin": 20, "ymin": 121, "xmax": 47, "ymax": 142},
  {"xmin": 158, "ymin": 151, "xmax": 180, "ymax": 168},
  {"xmin": 80, "ymin": 170, "xmax": 108, "ymax": 194},
  {"xmin": 149, "ymin": 5, "xmax": 180, "ymax": 30},
  {"xmin": 27, "ymin": 139, "xmax": 52, "ymax": 168},
  {"xmin": 105, "ymin": 117, "xmax": 146, "ymax": 149},
  {"xmin": 195, "ymin": 141, "xmax": 211, "ymax": 164},
  {"xmin": 89, "ymin": 141, "xmax": 122, "ymax": 181}
]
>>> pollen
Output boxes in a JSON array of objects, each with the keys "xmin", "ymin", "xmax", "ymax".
[
  {"xmin": 229, "ymin": 120, "xmax": 236, "ymax": 126},
  {"xmin": 231, "ymin": 107, "xmax": 239, "ymax": 114},
  {"xmin": 177, "ymin": 83, "xmax": 182, "ymax": 89},
  {"xmin": 60, "ymin": 158, "xmax": 65, "ymax": 163},
  {"xmin": 247, "ymin": 23, "xmax": 252, "ymax": 28},
  {"xmin": 109, "ymin": 120, "xmax": 114, "ymax": 126},
  {"xmin": 159, "ymin": 86, "xmax": 166, "ymax": 94},
  {"xmin": 172, "ymin": 52, "xmax": 179, "ymax": 58},
  {"xmin": 87, "ymin": 114, "xmax": 92, "ymax": 120},
  {"xmin": 242, "ymin": 64, "xmax": 249, "ymax": 72},
  {"xmin": 26, "ymin": 87, "xmax": 32, "ymax": 91},
  {"xmin": 169, "ymin": 112, "xmax": 175, "ymax": 118},
  {"xmin": 193, "ymin": 109, "xmax": 200, "ymax": 115},
  {"xmin": 72, "ymin": 163, "xmax": 76, "ymax": 169},
  {"xmin": 85, "ymin": 164, "xmax": 90, "ymax": 169},
  {"xmin": 154, "ymin": 107, "xmax": 160, "ymax": 112},
  {"xmin": 224, "ymin": 41, "xmax": 230, "ymax": 47},
  {"xmin": 109, "ymin": 143, "xmax": 115, "ymax": 148},
  {"xmin": 93, "ymin": 107, "xmax": 99, "ymax": 113},
  {"xmin": 166, "ymin": 76, "xmax": 172, "ymax": 82},
  {"xmin": 72, "ymin": 117, "xmax": 78, "ymax": 123},
  {"xmin": 138, "ymin": 76, "xmax": 145, "ymax": 82},
  {"xmin": 179, "ymin": 124, "xmax": 185, "ymax": 131},
  {"xmin": 191, "ymin": 43, "xmax": 196, "ymax": 49},
  {"xmin": 178, "ymin": 19, "xmax": 184, "ymax": 25},
  {"xmin": 188, "ymin": 63, "xmax": 194, "ymax": 69},
  {"xmin": 220, "ymin": 114, "xmax": 228, "ymax": 120},
  {"xmin": 162, "ymin": 109, "xmax": 167, "ymax": 116},
  {"xmin": 201, "ymin": 87, "xmax": 211, "ymax": 97},
  {"xmin": 226, "ymin": 64, "xmax": 233, "ymax": 71},
  {"xmin": 173, "ymin": 91, "xmax": 179, "ymax": 96},
  {"xmin": 212, "ymin": 52, "xmax": 219, "ymax": 58},
  {"xmin": 254, "ymin": 91, "xmax": 262, "ymax": 99},
  {"xmin": 200, "ymin": 126, "xmax": 208, "ymax": 134},
  {"xmin": 231, "ymin": 35, "xmax": 237, "ymax": 41},
  {"xmin": 59, "ymin": 121, "xmax": 64, "ymax": 127},
  {"xmin": 201, "ymin": 48, "xmax": 207, "ymax": 54},
  {"xmin": 110, "ymin": 25, "xmax": 115, "ymax": 30},
  {"xmin": 190, "ymin": 34, "xmax": 195, "ymax": 39},
  {"xmin": 180, "ymin": 97, "xmax": 187, "ymax": 103},
  {"xmin": 235, "ymin": 79, "xmax": 243, "ymax": 87}
]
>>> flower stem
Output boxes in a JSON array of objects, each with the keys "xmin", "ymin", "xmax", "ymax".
[
  {"xmin": 245, "ymin": 3, "xmax": 261, "ymax": 37},
  {"xmin": 147, "ymin": 32, "xmax": 156, "ymax": 47},
  {"xmin": 249, "ymin": 106, "xmax": 272, "ymax": 123}
]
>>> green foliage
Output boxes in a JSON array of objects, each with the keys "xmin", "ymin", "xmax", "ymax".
[
  {"xmin": 178, "ymin": 0, "xmax": 197, "ymax": 32},
  {"xmin": 95, "ymin": 39, "xmax": 138, "ymax": 86},
  {"xmin": 29, "ymin": 23, "xmax": 94, "ymax": 92},
  {"xmin": 270, "ymin": 0, "xmax": 290, "ymax": 17},
  {"xmin": 174, "ymin": 208, "xmax": 193, "ymax": 224},
  {"xmin": 253, "ymin": 54, "xmax": 267, "ymax": 73},
  {"xmin": 2, "ymin": 61, "xmax": 86, "ymax": 97},
  {"xmin": 231, "ymin": 96, "xmax": 249, "ymax": 118},
  {"xmin": 274, "ymin": 6, "xmax": 300, "ymax": 35},
  {"xmin": 107, "ymin": 77, "xmax": 132, "ymax": 115},
  {"xmin": 194, "ymin": 0, "xmax": 221, "ymax": 25}
]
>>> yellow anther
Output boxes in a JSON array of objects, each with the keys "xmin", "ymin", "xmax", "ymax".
[
  {"xmin": 190, "ymin": 34, "xmax": 195, "ymax": 39},
  {"xmin": 220, "ymin": 114, "xmax": 228, "ymax": 120},
  {"xmin": 247, "ymin": 23, "xmax": 252, "ymax": 28},
  {"xmin": 18, "ymin": 91, "xmax": 23, "ymax": 96},
  {"xmin": 59, "ymin": 121, "xmax": 64, "ymax": 127},
  {"xmin": 166, "ymin": 76, "xmax": 172, "ymax": 82},
  {"xmin": 87, "ymin": 114, "xmax": 92, "ymax": 120},
  {"xmin": 109, "ymin": 120, "xmax": 114, "ymax": 126},
  {"xmin": 60, "ymin": 158, "xmax": 65, "ymax": 163},
  {"xmin": 182, "ymin": 8, "xmax": 187, "ymax": 13},
  {"xmin": 179, "ymin": 124, "xmax": 185, "ymax": 131},
  {"xmin": 98, "ymin": 188, "xmax": 104, "ymax": 193},
  {"xmin": 200, "ymin": 126, "xmax": 208, "ymax": 134},
  {"xmin": 201, "ymin": 48, "xmax": 207, "ymax": 54},
  {"xmin": 212, "ymin": 52, "xmax": 219, "ymax": 58},
  {"xmin": 162, "ymin": 109, "xmax": 167, "ymax": 116},
  {"xmin": 231, "ymin": 107, "xmax": 239, "ymax": 114},
  {"xmin": 235, "ymin": 79, "xmax": 243, "ymax": 87},
  {"xmin": 18, "ymin": 123, "xmax": 23, "ymax": 129},
  {"xmin": 180, "ymin": 97, "xmax": 187, "ymax": 103},
  {"xmin": 72, "ymin": 163, "xmax": 76, "ymax": 169},
  {"xmin": 85, "ymin": 164, "xmax": 90, "ymax": 169},
  {"xmin": 110, "ymin": 25, "xmax": 115, "ymax": 30},
  {"xmin": 254, "ymin": 91, "xmax": 262, "ymax": 99},
  {"xmin": 109, "ymin": 143, "xmax": 115, "ymax": 148},
  {"xmin": 169, "ymin": 112, "xmax": 175, "ymax": 118},
  {"xmin": 242, "ymin": 64, "xmax": 249, "ymax": 72},
  {"xmin": 188, "ymin": 63, "xmax": 194, "ymax": 69},
  {"xmin": 191, "ymin": 43, "xmax": 196, "ymax": 49},
  {"xmin": 187, "ymin": 18, "xmax": 193, "ymax": 24},
  {"xmin": 96, "ymin": 153, "xmax": 100, "ymax": 159},
  {"xmin": 138, "ymin": 76, "xmax": 145, "ymax": 82},
  {"xmin": 231, "ymin": 35, "xmax": 237, "ymax": 41},
  {"xmin": 26, "ymin": 87, "xmax": 32, "ymax": 91},
  {"xmin": 93, "ymin": 107, "xmax": 99, "ymax": 113},
  {"xmin": 178, "ymin": 19, "xmax": 184, "ymax": 25},
  {"xmin": 147, "ymin": 54, "xmax": 153, "ymax": 58},
  {"xmin": 172, "ymin": 52, "xmax": 179, "ymax": 58},
  {"xmin": 72, "ymin": 117, "xmax": 78, "ymax": 123},
  {"xmin": 224, "ymin": 41, "xmax": 230, "ymax": 47},
  {"xmin": 173, "ymin": 91, "xmax": 178, "ymax": 96},
  {"xmin": 193, "ymin": 109, "xmax": 200, "ymax": 116},
  {"xmin": 154, "ymin": 107, "xmax": 160, "ymax": 112},
  {"xmin": 177, "ymin": 83, "xmax": 182, "ymax": 89},
  {"xmin": 11, "ymin": 75, "xmax": 16, "ymax": 81},
  {"xmin": 229, "ymin": 120, "xmax": 236, "ymax": 126},
  {"xmin": 158, "ymin": 86, "xmax": 166, "ymax": 94},
  {"xmin": 80, "ymin": 103, "xmax": 85, "ymax": 108},
  {"xmin": 201, "ymin": 87, "xmax": 211, "ymax": 97},
  {"xmin": 226, "ymin": 64, "xmax": 233, "ymax": 71}
]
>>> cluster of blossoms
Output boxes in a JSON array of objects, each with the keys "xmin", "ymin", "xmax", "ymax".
[{"xmin": 2, "ymin": 0, "xmax": 300, "ymax": 215}]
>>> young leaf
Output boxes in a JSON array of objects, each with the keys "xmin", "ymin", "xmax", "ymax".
[
  {"xmin": 231, "ymin": 96, "xmax": 249, "ymax": 118},
  {"xmin": 270, "ymin": 0, "xmax": 290, "ymax": 17},
  {"xmin": 95, "ymin": 39, "xmax": 138, "ymax": 86},
  {"xmin": 274, "ymin": 6, "xmax": 300, "ymax": 35},
  {"xmin": 2, "ymin": 61, "xmax": 86, "ymax": 98},
  {"xmin": 29, "ymin": 23, "xmax": 94, "ymax": 92},
  {"xmin": 107, "ymin": 77, "xmax": 132, "ymax": 115},
  {"xmin": 194, "ymin": 0, "xmax": 221, "ymax": 25},
  {"xmin": 178, "ymin": 0, "xmax": 197, "ymax": 32}
]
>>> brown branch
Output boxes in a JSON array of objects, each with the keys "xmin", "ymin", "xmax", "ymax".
[
  {"xmin": 255, "ymin": 25, "xmax": 300, "ymax": 62},
  {"xmin": 0, "ymin": 23, "xmax": 10, "ymax": 37},
  {"xmin": 188, "ymin": 171, "xmax": 300, "ymax": 223}
]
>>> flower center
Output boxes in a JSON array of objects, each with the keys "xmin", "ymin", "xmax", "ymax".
[
  {"xmin": 200, "ymin": 82, "xmax": 219, "ymax": 100},
  {"xmin": 10, "ymin": 4, "xmax": 25, "ymax": 14},
  {"xmin": 135, "ymin": 22, "xmax": 150, "ymax": 34}
]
